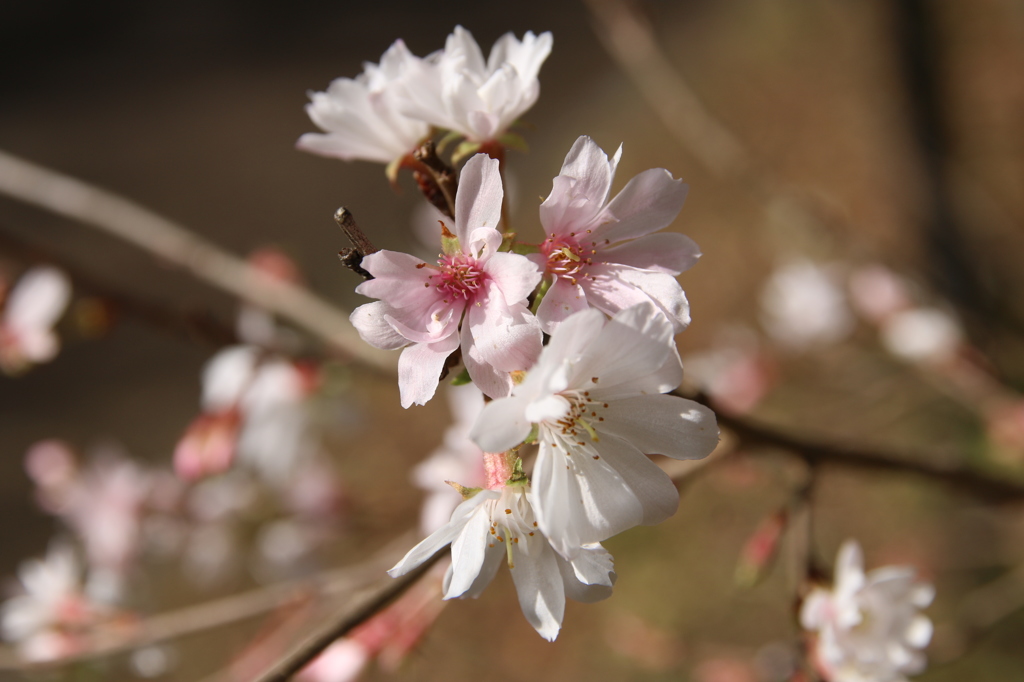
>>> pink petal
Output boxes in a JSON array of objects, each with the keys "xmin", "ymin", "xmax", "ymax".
[
  {"xmin": 601, "ymin": 168, "xmax": 688, "ymax": 243},
  {"xmin": 455, "ymin": 155, "xmax": 503, "ymax": 244},
  {"xmin": 483, "ymin": 251, "xmax": 541, "ymax": 305},
  {"xmin": 355, "ymin": 251, "xmax": 436, "ymax": 309},
  {"xmin": 465, "ymin": 290, "xmax": 541, "ymax": 373},
  {"xmin": 397, "ymin": 334, "xmax": 460, "ymax": 408},
  {"xmin": 585, "ymin": 264, "xmax": 691, "ymax": 333},
  {"xmin": 601, "ymin": 232, "xmax": 701, "ymax": 275},
  {"xmin": 349, "ymin": 302, "xmax": 408, "ymax": 350},
  {"xmin": 535, "ymin": 277, "xmax": 589, "ymax": 334}
]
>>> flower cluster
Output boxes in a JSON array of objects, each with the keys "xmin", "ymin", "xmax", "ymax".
[
  {"xmin": 307, "ymin": 26, "xmax": 719, "ymax": 641},
  {"xmin": 801, "ymin": 540, "xmax": 934, "ymax": 682}
]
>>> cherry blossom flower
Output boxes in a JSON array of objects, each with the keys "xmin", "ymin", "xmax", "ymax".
[
  {"xmin": 880, "ymin": 307, "xmax": 962, "ymax": 365},
  {"xmin": 532, "ymin": 136, "xmax": 699, "ymax": 334},
  {"xmin": 350, "ymin": 154, "xmax": 542, "ymax": 406},
  {"xmin": 471, "ymin": 304, "xmax": 719, "ymax": 560},
  {"xmin": 175, "ymin": 345, "xmax": 318, "ymax": 481},
  {"xmin": 800, "ymin": 540, "xmax": 934, "ymax": 682},
  {"xmin": 0, "ymin": 266, "xmax": 71, "ymax": 374},
  {"xmin": 760, "ymin": 259, "xmax": 853, "ymax": 350},
  {"xmin": 388, "ymin": 476, "xmax": 614, "ymax": 641},
  {"xmin": 297, "ymin": 40, "xmax": 429, "ymax": 166},
  {"xmin": 396, "ymin": 26, "xmax": 552, "ymax": 143},
  {"xmin": 1, "ymin": 545, "xmax": 100, "ymax": 661}
]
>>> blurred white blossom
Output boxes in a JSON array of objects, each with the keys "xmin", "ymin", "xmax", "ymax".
[
  {"xmin": 0, "ymin": 266, "xmax": 71, "ymax": 373},
  {"xmin": 760, "ymin": 260, "xmax": 853, "ymax": 349}
]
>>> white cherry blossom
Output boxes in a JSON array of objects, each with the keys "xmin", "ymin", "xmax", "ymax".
[
  {"xmin": 533, "ymin": 136, "xmax": 699, "ymax": 333},
  {"xmin": 388, "ymin": 480, "xmax": 614, "ymax": 641},
  {"xmin": 396, "ymin": 26, "xmax": 552, "ymax": 143},
  {"xmin": 760, "ymin": 259, "xmax": 853, "ymax": 349},
  {"xmin": 801, "ymin": 540, "xmax": 934, "ymax": 682},
  {"xmin": 0, "ymin": 266, "xmax": 71, "ymax": 373},
  {"xmin": 471, "ymin": 304, "xmax": 719, "ymax": 560},
  {"xmin": 298, "ymin": 40, "xmax": 429, "ymax": 165}
]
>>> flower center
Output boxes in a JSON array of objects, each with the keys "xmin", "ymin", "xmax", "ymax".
[
  {"xmin": 486, "ymin": 487, "xmax": 538, "ymax": 568},
  {"xmin": 427, "ymin": 254, "xmax": 486, "ymax": 301},
  {"xmin": 552, "ymin": 387, "xmax": 607, "ymax": 442},
  {"xmin": 541, "ymin": 234, "xmax": 597, "ymax": 285}
]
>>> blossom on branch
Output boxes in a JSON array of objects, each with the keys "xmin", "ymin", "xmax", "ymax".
[
  {"xmin": 472, "ymin": 304, "xmax": 719, "ymax": 560},
  {"xmin": 350, "ymin": 154, "xmax": 542, "ymax": 406},
  {"xmin": 395, "ymin": 26, "xmax": 552, "ymax": 144},
  {"xmin": 389, "ymin": 469, "xmax": 614, "ymax": 642},
  {"xmin": 297, "ymin": 40, "xmax": 430, "ymax": 166},
  {"xmin": 532, "ymin": 136, "xmax": 699, "ymax": 334},
  {"xmin": 0, "ymin": 266, "xmax": 71, "ymax": 374},
  {"xmin": 800, "ymin": 540, "xmax": 934, "ymax": 682}
]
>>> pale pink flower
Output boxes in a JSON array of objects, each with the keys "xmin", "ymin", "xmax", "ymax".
[
  {"xmin": 532, "ymin": 136, "xmax": 699, "ymax": 334},
  {"xmin": 350, "ymin": 154, "xmax": 542, "ymax": 406},
  {"xmin": 848, "ymin": 265, "xmax": 912, "ymax": 324},
  {"xmin": 1, "ymin": 545, "xmax": 99, "ymax": 661},
  {"xmin": 801, "ymin": 540, "xmax": 934, "ymax": 682},
  {"xmin": 396, "ymin": 26, "xmax": 552, "ymax": 143},
  {"xmin": 472, "ymin": 304, "xmax": 719, "ymax": 560},
  {"xmin": 298, "ymin": 40, "xmax": 429, "ymax": 165},
  {"xmin": 760, "ymin": 259, "xmax": 853, "ymax": 349},
  {"xmin": 412, "ymin": 383, "xmax": 488, "ymax": 534},
  {"xmin": 0, "ymin": 266, "xmax": 71, "ymax": 373},
  {"xmin": 389, "ymin": 481, "xmax": 614, "ymax": 641},
  {"xmin": 880, "ymin": 307, "xmax": 962, "ymax": 365}
]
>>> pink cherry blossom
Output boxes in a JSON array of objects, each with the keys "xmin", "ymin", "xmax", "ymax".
[
  {"xmin": 532, "ymin": 136, "xmax": 699, "ymax": 333},
  {"xmin": 350, "ymin": 154, "xmax": 542, "ymax": 406}
]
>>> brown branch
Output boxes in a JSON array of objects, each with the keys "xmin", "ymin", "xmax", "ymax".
[
  {"xmin": 334, "ymin": 207, "xmax": 376, "ymax": 281},
  {"xmin": 0, "ymin": 149, "xmax": 396, "ymax": 373},
  {"xmin": 412, "ymin": 141, "xmax": 458, "ymax": 218},
  {"xmin": 251, "ymin": 549, "xmax": 446, "ymax": 682},
  {"xmin": 684, "ymin": 391, "xmax": 1024, "ymax": 502}
]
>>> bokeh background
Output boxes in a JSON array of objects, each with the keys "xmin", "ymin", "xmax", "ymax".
[{"xmin": 2, "ymin": 0, "xmax": 1024, "ymax": 679}]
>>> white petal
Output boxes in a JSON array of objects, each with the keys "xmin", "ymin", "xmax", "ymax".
[
  {"xmin": 389, "ymin": 492, "xmax": 494, "ymax": 578},
  {"xmin": 349, "ymin": 301, "xmax": 408, "ymax": 351},
  {"xmin": 471, "ymin": 394, "xmax": 532, "ymax": 453},
  {"xmin": 597, "ymin": 395, "xmax": 719, "ymax": 460},
  {"xmin": 5, "ymin": 266, "xmax": 71, "ymax": 333},
  {"xmin": 509, "ymin": 538, "xmax": 565, "ymax": 641},
  {"xmin": 568, "ymin": 542, "xmax": 616, "ymax": 588},
  {"xmin": 397, "ymin": 335, "xmax": 460, "ymax": 408},
  {"xmin": 591, "ymin": 433, "xmax": 680, "ymax": 526},
  {"xmin": 445, "ymin": 503, "xmax": 494, "ymax": 598},
  {"xmin": 600, "ymin": 168, "xmax": 688, "ymax": 243}
]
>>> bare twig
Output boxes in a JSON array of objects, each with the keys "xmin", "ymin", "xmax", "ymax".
[
  {"xmin": 252, "ymin": 549, "xmax": 446, "ymax": 682},
  {"xmin": 412, "ymin": 141, "xmax": 458, "ymax": 218},
  {"xmin": 334, "ymin": 208, "xmax": 376, "ymax": 280},
  {"xmin": 583, "ymin": 0, "xmax": 750, "ymax": 179},
  {"xmin": 0, "ymin": 149, "xmax": 395, "ymax": 373}
]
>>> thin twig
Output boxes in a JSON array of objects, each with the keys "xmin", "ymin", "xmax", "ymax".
[
  {"xmin": 0, "ymin": 149, "xmax": 395, "ymax": 373},
  {"xmin": 251, "ymin": 549, "xmax": 446, "ymax": 682},
  {"xmin": 334, "ymin": 207, "xmax": 376, "ymax": 280},
  {"xmin": 412, "ymin": 141, "xmax": 458, "ymax": 218},
  {"xmin": 583, "ymin": 0, "xmax": 750, "ymax": 179}
]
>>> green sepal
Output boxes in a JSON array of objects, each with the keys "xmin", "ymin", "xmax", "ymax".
[
  {"xmin": 446, "ymin": 480, "xmax": 482, "ymax": 500},
  {"xmin": 436, "ymin": 130, "xmax": 463, "ymax": 154},
  {"xmin": 523, "ymin": 424, "xmax": 539, "ymax": 445},
  {"xmin": 452, "ymin": 140, "xmax": 483, "ymax": 165},
  {"xmin": 511, "ymin": 242, "xmax": 540, "ymax": 255},
  {"xmin": 506, "ymin": 457, "xmax": 529, "ymax": 486},
  {"xmin": 530, "ymin": 277, "xmax": 552, "ymax": 314},
  {"xmin": 440, "ymin": 222, "xmax": 461, "ymax": 256},
  {"xmin": 498, "ymin": 131, "xmax": 529, "ymax": 153},
  {"xmin": 450, "ymin": 368, "xmax": 472, "ymax": 386}
]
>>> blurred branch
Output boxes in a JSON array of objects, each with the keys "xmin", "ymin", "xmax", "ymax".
[
  {"xmin": 0, "ymin": 225, "xmax": 240, "ymax": 349},
  {"xmin": 0, "ymin": 532, "xmax": 416, "ymax": 672},
  {"xmin": 0, "ymin": 149, "xmax": 396, "ymax": 373},
  {"xmin": 583, "ymin": 0, "xmax": 750, "ymax": 179}
]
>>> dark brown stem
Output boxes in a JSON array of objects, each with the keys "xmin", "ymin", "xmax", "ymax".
[
  {"xmin": 412, "ymin": 141, "xmax": 458, "ymax": 218},
  {"xmin": 333, "ymin": 208, "xmax": 377, "ymax": 281},
  {"xmin": 251, "ymin": 549, "xmax": 446, "ymax": 682},
  {"xmin": 684, "ymin": 390, "xmax": 1024, "ymax": 502}
]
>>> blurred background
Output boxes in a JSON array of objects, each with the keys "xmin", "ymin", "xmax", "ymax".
[{"xmin": 2, "ymin": 0, "xmax": 1024, "ymax": 679}]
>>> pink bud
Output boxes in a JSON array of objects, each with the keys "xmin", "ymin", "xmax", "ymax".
[
  {"xmin": 736, "ymin": 508, "xmax": 788, "ymax": 587},
  {"xmin": 173, "ymin": 410, "xmax": 240, "ymax": 481}
]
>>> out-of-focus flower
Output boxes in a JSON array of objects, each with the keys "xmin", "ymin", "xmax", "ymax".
[
  {"xmin": 1, "ymin": 545, "xmax": 101, "ymax": 661},
  {"xmin": 847, "ymin": 265, "xmax": 912, "ymax": 324},
  {"xmin": 298, "ymin": 40, "xmax": 429, "ymax": 166},
  {"xmin": 472, "ymin": 304, "xmax": 719, "ymax": 560},
  {"xmin": 532, "ymin": 136, "xmax": 698, "ymax": 334},
  {"xmin": 175, "ymin": 346, "xmax": 318, "ymax": 482},
  {"xmin": 396, "ymin": 26, "xmax": 552, "ymax": 144},
  {"xmin": 0, "ymin": 266, "xmax": 71, "ymax": 373},
  {"xmin": 800, "ymin": 540, "xmax": 934, "ymax": 682},
  {"xmin": 760, "ymin": 260, "xmax": 853, "ymax": 350},
  {"xmin": 350, "ymin": 154, "xmax": 541, "ymax": 405},
  {"xmin": 412, "ymin": 383, "xmax": 488, "ymax": 535},
  {"xmin": 389, "ymin": 471, "xmax": 614, "ymax": 641},
  {"xmin": 683, "ymin": 327, "xmax": 775, "ymax": 416},
  {"xmin": 880, "ymin": 307, "xmax": 962, "ymax": 365}
]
